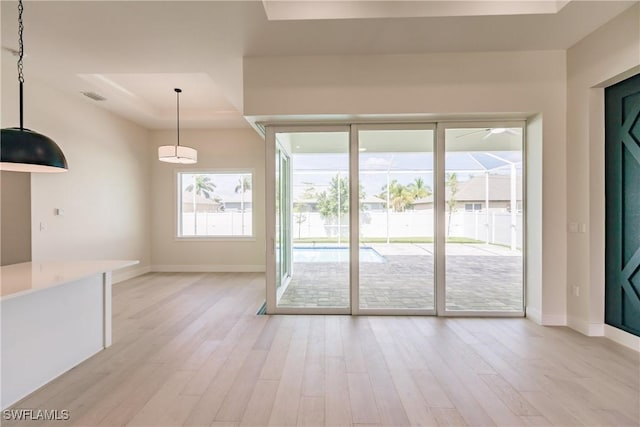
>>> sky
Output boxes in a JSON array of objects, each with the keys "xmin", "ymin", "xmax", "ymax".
[
  {"xmin": 180, "ymin": 172, "xmax": 252, "ymax": 202},
  {"xmin": 291, "ymin": 151, "xmax": 522, "ymax": 199},
  {"xmin": 177, "ymin": 150, "xmax": 523, "ymax": 202}
]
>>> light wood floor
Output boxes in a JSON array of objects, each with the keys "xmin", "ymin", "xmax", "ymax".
[{"xmin": 6, "ymin": 272, "xmax": 639, "ymax": 426}]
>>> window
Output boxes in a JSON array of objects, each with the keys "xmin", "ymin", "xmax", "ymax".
[
  {"xmin": 465, "ymin": 203, "xmax": 482, "ymax": 212},
  {"xmin": 177, "ymin": 171, "xmax": 253, "ymax": 237}
]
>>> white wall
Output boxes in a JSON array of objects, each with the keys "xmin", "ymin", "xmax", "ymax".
[
  {"xmin": 566, "ymin": 4, "xmax": 640, "ymax": 344},
  {"xmin": 244, "ymin": 50, "xmax": 567, "ymax": 322},
  {"xmin": 1, "ymin": 51, "xmax": 152, "ymax": 281},
  {"xmin": 150, "ymin": 129, "xmax": 266, "ymax": 271}
]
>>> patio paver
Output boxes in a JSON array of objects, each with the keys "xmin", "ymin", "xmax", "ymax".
[{"xmin": 278, "ymin": 243, "xmax": 523, "ymax": 311}]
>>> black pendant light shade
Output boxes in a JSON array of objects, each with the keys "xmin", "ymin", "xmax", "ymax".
[
  {"xmin": 0, "ymin": 0, "xmax": 68, "ymax": 173},
  {"xmin": 1, "ymin": 127, "xmax": 68, "ymax": 173}
]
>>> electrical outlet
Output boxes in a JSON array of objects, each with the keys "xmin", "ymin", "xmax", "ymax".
[
  {"xmin": 574, "ymin": 285, "xmax": 580, "ymax": 297},
  {"xmin": 39, "ymin": 222, "xmax": 47, "ymax": 232}
]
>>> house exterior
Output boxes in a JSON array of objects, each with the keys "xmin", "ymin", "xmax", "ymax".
[{"xmin": 413, "ymin": 174, "xmax": 523, "ymax": 212}]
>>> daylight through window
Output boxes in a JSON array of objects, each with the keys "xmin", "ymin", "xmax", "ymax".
[{"xmin": 178, "ymin": 172, "xmax": 253, "ymax": 237}]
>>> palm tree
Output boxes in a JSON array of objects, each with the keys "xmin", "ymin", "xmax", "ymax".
[
  {"xmin": 407, "ymin": 177, "xmax": 431, "ymax": 200},
  {"xmin": 379, "ymin": 180, "xmax": 414, "ymax": 212},
  {"xmin": 235, "ymin": 175, "xmax": 251, "ymax": 234},
  {"xmin": 186, "ymin": 175, "xmax": 215, "ymax": 234}
]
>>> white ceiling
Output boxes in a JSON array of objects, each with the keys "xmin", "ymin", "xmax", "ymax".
[
  {"xmin": 75, "ymin": 73, "xmax": 245, "ymax": 129},
  {"xmin": 262, "ymin": 0, "xmax": 571, "ymax": 21},
  {"xmin": 1, "ymin": 0, "xmax": 636, "ymax": 130}
]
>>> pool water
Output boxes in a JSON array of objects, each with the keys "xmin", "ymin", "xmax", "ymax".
[{"xmin": 293, "ymin": 246, "xmax": 385, "ymax": 263}]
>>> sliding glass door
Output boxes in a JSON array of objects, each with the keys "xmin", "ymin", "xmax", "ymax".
[
  {"xmin": 266, "ymin": 122, "xmax": 525, "ymax": 316},
  {"xmin": 438, "ymin": 124, "xmax": 525, "ymax": 315},
  {"xmin": 356, "ymin": 126, "xmax": 435, "ymax": 314},
  {"xmin": 275, "ymin": 144, "xmax": 291, "ymax": 294},
  {"xmin": 267, "ymin": 127, "xmax": 351, "ymax": 313}
]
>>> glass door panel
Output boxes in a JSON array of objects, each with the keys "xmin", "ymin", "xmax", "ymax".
[
  {"xmin": 275, "ymin": 146, "xmax": 292, "ymax": 294},
  {"xmin": 443, "ymin": 126, "xmax": 524, "ymax": 312},
  {"xmin": 275, "ymin": 147, "xmax": 282, "ymax": 291},
  {"xmin": 275, "ymin": 131, "xmax": 350, "ymax": 309},
  {"xmin": 358, "ymin": 128, "xmax": 435, "ymax": 311}
]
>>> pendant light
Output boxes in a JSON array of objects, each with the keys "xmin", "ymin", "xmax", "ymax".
[
  {"xmin": 158, "ymin": 88, "xmax": 197, "ymax": 164},
  {"xmin": 0, "ymin": 0, "xmax": 68, "ymax": 173}
]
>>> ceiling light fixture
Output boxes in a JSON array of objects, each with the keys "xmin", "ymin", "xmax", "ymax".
[
  {"xmin": 1, "ymin": 0, "xmax": 68, "ymax": 173},
  {"xmin": 158, "ymin": 88, "xmax": 197, "ymax": 164}
]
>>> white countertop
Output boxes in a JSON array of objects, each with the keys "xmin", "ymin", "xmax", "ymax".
[{"xmin": 0, "ymin": 260, "xmax": 139, "ymax": 300}]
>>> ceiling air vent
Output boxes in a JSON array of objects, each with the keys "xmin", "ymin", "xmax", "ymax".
[{"xmin": 81, "ymin": 91, "xmax": 107, "ymax": 101}]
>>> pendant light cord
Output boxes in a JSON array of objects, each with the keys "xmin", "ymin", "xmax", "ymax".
[
  {"xmin": 17, "ymin": 0, "xmax": 25, "ymax": 130},
  {"xmin": 175, "ymin": 88, "xmax": 182, "ymax": 150}
]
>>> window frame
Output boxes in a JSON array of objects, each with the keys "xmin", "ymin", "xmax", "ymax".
[{"xmin": 175, "ymin": 169, "xmax": 256, "ymax": 241}]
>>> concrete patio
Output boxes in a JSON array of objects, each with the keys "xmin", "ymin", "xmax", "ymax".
[{"xmin": 278, "ymin": 243, "xmax": 523, "ymax": 311}]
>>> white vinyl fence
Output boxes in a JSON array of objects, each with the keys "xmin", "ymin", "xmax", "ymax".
[
  {"xmin": 294, "ymin": 210, "xmax": 522, "ymax": 249},
  {"xmin": 182, "ymin": 210, "xmax": 522, "ymax": 249},
  {"xmin": 181, "ymin": 212, "xmax": 253, "ymax": 236}
]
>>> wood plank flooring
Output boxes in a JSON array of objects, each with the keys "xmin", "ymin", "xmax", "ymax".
[{"xmin": 4, "ymin": 272, "xmax": 639, "ymax": 426}]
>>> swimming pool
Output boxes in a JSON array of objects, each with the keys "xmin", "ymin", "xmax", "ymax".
[{"xmin": 293, "ymin": 246, "xmax": 385, "ymax": 263}]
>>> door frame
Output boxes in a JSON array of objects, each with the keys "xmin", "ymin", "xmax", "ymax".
[
  {"xmin": 436, "ymin": 121, "xmax": 526, "ymax": 317},
  {"xmin": 352, "ymin": 123, "xmax": 437, "ymax": 315},
  {"xmin": 266, "ymin": 121, "xmax": 527, "ymax": 316},
  {"xmin": 265, "ymin": 125, "xmax": 352, "ymax": 315},
  {"xmin": 604, "ymin": 73, "xmax": 640, "ymax": 336}
]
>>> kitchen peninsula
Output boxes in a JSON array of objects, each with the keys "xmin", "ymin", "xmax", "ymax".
[{"xmin": 0, "ymin": 260, "xmax": 138, "ymax": 409}]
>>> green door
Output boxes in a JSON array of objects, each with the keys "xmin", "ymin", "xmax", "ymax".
[{"xmin": 605, "ymin": 72, "xmax": 640, "ymax": 337}]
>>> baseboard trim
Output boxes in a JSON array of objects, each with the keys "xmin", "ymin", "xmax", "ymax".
[
  {"xmin": 604, "ymin": 325, "xmax": 640, "ymax": 351},
  {"xmin": 151, "ymin": 264, "xmax": 266, "ymax": 273},
  {"xmin": 541, "ymin": 314, "xmax": 567, "ymax": 326},
  {"xmin": 113, "ymin": 265, "xmax": 151, "ymax": 284},
  {"xmin": 526, "ymin": 307, "xmax": 542, "ymax": 324},
  {"xmin": 567, "ymin": 316, "xmax": 605, "ymax": 336},
  {"xmin": 589, "ymin": 323, "xmax": 605, "ymax": 336},
  {"xmin": 567, "ymin": 315, "xmax": 588, "ymax": 335}
]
